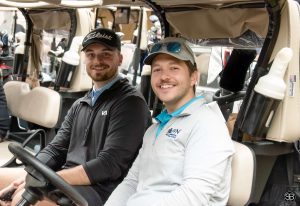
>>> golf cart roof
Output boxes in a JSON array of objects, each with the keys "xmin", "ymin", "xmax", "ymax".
[
  {"xmin": 117, "ymin": 0, "xmax": 281, "ymax": 42},
  {"xmin": 0, "ymin": 0, "xmax": 271, "ymax": 40},
  {"xmin": 0, "ymin": 0, "xmax": 104, "ymax": 8}
]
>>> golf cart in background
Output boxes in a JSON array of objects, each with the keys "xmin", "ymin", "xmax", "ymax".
[{"xmin": 95, "ymin": 4, "xmax": 153, "ymax": 85}]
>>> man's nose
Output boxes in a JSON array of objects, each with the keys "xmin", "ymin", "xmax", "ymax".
[
  {"xmin": 94, "ymin": 55, "xmax": 104, "ymax": 64},
  {"xmin": 160, "ymin": 69, "xmax": 171, "ymax": 80}
]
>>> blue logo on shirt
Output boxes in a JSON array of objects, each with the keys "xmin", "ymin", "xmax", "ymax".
[{"xmin": 166, "ymin": 128, "xmax": 181, "ymax": 139}]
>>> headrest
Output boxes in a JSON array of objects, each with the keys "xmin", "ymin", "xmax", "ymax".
[{"xmin": 4, "ymin": 81, "xmax": 61, "ymax": 128}]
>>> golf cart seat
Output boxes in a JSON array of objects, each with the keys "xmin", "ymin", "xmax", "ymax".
[
  {"xmin": 0, "ymin": 81, "xmax": 61, "ymax": 167},
  {"xmin": 228, "ymin": 141, "xmax": 256, "ymax": 206}
]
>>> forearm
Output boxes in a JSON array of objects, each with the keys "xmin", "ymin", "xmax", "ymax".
[{"xmin": 57, "ymin": 165, "xmax": 91, "ymax": 185}]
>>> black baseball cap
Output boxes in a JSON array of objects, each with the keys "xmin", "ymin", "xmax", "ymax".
[{"xmin": 81, "ymin": 28, "xmax": 121, "ymax": 51}]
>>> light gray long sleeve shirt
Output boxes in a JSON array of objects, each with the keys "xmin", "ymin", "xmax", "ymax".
[{"xmin": 105, "ymin": 100, "xmax": 235, "ymax": 206}]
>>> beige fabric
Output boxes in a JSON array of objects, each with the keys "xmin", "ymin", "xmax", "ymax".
[
  {"xmin": 195, "ymin": 52, "xmax": 210, "ymax": 76},
  {"xmin": 118, "ymin": 0, "xmax": 270, "ymax": 38},
  {"xmin": 120, "ymin": 0, "xmax": 265, "ymax": 7},
  {"xmin": 3, "ymin": 81, "xmax": 61, "ymax": 128},
  {"xmin": 266, "ymin": 0, "xmax": 300, "ymax": 142},
  {"xmin": 150, "ymin": 0, "xmax": 263, "ymax": 6},
  {"xmin": 166, "ymin": 8, "xmax": 268, "ymax": 39},
  {"xmin": 29, "ymin": 11, "xmax": 71, "ymax": 30},
  {"xmin": 27, "ymin": 29, "xmax": 43, "ymax": 84},
  {"xmin": 27, "ymin": 10, "xmax": 72, "ymax": 86},
  {"xmin": 227, "ymin": 141, "xmax": 255, "ymax": 206}
]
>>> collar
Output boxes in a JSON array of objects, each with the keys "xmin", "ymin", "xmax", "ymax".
[
  {"xmin": 154, "ymin": 95, "xmax": 204, "ymax": 138},
  {"xmin": 89, "ymin": 75, "xmax": 122, "ymax": 106},
  {"xmin": 155, "ymin": 95, "xmax": 204, "ymax": 124},
  {"xmin": 79, "ymin": 77, "xmax": 129, "ymax": 105},
  {"xmin": 90, "ymin": 75, "xmax": 121, "ymax": 98}
]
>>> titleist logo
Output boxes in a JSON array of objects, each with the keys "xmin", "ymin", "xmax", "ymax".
[{"xmin": 84, "ymin": 32, "xmax": 113, "ymax": 42}]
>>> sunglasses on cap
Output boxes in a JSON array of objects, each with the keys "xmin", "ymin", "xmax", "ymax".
[{"xmin": 149, "ymin": 42, "xmax": 182, "ymax": 54}]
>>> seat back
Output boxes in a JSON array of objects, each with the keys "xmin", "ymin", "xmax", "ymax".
[
  {"xmin": 3, "ymin": 81, "xmax": 61, "ymax": 128},
  {"xmin": 227, "ymin": 141, "xmax": 256, "ymax": 206}
]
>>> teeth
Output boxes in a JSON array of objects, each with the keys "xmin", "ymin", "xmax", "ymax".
[
  {"xmin": 160, "ymin": 84, "xmax": 173, "ymax": 88},
  {"xmin": 94, "ymin": 66, "xmax": 107, "ymax": 70}
]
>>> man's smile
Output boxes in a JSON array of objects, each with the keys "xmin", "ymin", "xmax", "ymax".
[{"xmin": 158, "ymin": 82, "xmax": 176, "ymax": 89}]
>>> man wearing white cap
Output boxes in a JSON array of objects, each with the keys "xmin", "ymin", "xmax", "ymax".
[{"xmin": 105, "ymin": 37, "xmax": 234, "ymax": 206}]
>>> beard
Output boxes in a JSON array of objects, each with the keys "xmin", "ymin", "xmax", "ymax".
[{"xmin": 87, "ymin": 63, "xmax": 118, "ymax": 82}]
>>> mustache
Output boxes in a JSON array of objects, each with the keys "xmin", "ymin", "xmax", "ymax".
[
  {"xmin": 93, "ymin": 63, "xmax": 108, "ymax": 68},
  {"xmin": 158, "ymin": 79, "xmax": 174, "ymax": 84}
]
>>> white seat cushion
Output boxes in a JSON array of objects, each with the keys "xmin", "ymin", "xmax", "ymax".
[
  {"xmin": 4, "ymin": 81, "xmax": 61, "ymax": 128},
  {"xmin": 228, "ymin": 141, "xmax": 255, "ymax": 206}
]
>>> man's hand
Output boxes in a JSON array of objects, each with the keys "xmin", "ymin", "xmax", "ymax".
[{"xmin": 0, "ymin": 178, "xmax": 25, "ymax": 206}]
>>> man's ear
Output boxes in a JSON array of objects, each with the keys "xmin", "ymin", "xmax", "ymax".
[
  {"xmin": 119, "ymin": 53, "xmax": 123, "ymax": 66},
  {"xmin": 191, "ymin": 70, "xmax": 199, "ymax": 86}
]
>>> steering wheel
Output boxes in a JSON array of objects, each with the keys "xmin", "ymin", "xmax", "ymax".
[
  {"xmin": 213, "ymin": 89, "xmax": 246, "ymax": 105},
  {"xmin": 8, "ymin": 143, "xmax": 88, "ymax": 206}
]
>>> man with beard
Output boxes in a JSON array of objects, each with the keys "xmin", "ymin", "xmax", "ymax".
[{"xmin": 0, "ymin": 28, "xmax": 151, "ymax": 206}]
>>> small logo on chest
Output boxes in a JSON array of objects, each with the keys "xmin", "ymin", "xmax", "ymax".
[
  {"xmin": 102, "ymin": 111, "xmax": 108, "ymax": 115},
  {"xmin": 166, "ymin": 128, "xmax": 181, "ymax": 139}
]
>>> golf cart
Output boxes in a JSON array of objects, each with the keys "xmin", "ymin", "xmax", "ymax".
[
  {"xmin": 136, "ymin": 0, "xmax": 300, "ymax": 205},
  {"xmin": 1, "ymin": 0, "xmax": 300, "ymax": 205},
  {"xmin": 0, "ymin": 0, "xmax": 152, "ymax": 205},
  {"xmin": 0, "ymin": 0, "xmax": 151, "ymax": 146},
  {"xmin": 121, "ymin": 0, "xmax": 300, "ymax": 205}
]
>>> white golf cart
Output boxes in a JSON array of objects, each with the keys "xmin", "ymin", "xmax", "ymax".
[{"xmin": 137, "ymin": 0, "xmax": 300, "ymax": 205}]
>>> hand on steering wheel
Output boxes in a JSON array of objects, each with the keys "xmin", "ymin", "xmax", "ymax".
[{"xmin": 8, "ymin": 143, "xmax": 88, "ymax": 206}]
